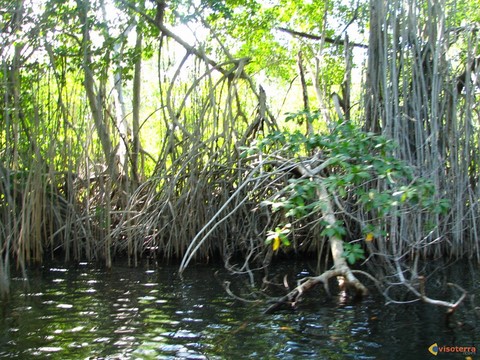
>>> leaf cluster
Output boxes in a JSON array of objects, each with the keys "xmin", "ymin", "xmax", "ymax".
[
  {"xmin": 265, "ymin": 224, "xmax": 291, "ymax": 251},
  {"xmin": 251, "ymin": 115, "xmax": 450, "ymax": 253},
  {"xmin": 342, "ymin": 242, "xmax": 365, "ymax": 265}
]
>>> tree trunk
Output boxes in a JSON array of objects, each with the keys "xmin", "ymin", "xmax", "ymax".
[
  {"xmin": 297, "ymin": 51, "xmax": 314, "ymax": 135},
  {"xmin": 131, "ymin": 22, "xmax": 143, "ymax": 185},
  {"xmin": 364, "ymin": 0, "xmax": 384, "ymax": 133},
  {"xmin": 76, "ymin": 0, "xmax": 113, "ymax": 171}
]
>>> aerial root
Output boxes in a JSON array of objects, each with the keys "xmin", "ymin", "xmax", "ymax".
[{"xmin": 264, "ymin": 268, "xmax": 368, "ymax": 314}]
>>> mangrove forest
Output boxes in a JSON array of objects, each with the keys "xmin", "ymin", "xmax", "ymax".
[{"xmin": 1, "ymin": 0, "xmax": 479, "ymax": 315}]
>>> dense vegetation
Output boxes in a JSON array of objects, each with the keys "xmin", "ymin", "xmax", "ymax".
[{"xmin": 0, "ymin": 0, "xmax": 479, "ymax": 309}]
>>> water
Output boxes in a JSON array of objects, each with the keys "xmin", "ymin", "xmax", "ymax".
[{"xmin": 0, "ymin": 260, "xmax": 478, "ymax": 359}]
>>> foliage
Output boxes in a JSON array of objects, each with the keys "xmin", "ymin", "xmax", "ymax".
[
  {"xmin": 254, "ymin": 115, "xmax": 450, "ymax": 254},
  {"xmin": 342, "ymin": 242, "xmax": 365, "ymax": 265}
]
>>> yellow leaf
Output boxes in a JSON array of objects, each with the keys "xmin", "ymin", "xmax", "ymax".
[
  {"xmin": 365, "ymin": 233, "xmax": 374, "ymax": 242},
  {"xmin": 273, "ymin": 236, "xmax": 281, "ymax": 251}
]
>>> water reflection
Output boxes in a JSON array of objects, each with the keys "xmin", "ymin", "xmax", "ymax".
[{"xmin": 0, "ymin": 261, "xmax": 478, "ymax": 359}]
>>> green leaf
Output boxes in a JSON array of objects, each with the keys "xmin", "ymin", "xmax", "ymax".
[{"xmin": 347, "ymin": 253, "xmax": 356, "ymax": 265}]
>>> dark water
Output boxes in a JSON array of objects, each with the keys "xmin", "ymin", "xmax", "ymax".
[{"xmin": 0, "ymin": 260, "xmax": 478, "ymax": 359}]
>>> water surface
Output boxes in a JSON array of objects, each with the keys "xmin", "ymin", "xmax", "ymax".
[{"xmin": 0, "ymin": 260, "xmax": 478, "ymax": 359}]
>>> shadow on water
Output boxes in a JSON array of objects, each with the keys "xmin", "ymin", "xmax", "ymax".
[{"xmin": 0, "ymin": 260, "xmax": 478, "ymax": 359}]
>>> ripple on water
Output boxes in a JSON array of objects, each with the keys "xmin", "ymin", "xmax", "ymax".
[
  {"xmin": 163, "ymin": 329, "xmax": 202, "ymax": 340},
  {"xmin": 35, "ymin": 346, "xmax": 64, "ymax": 353},
  {"xmin": 56, "ymin": 303, "xmax": 73, "ymax": 309}
]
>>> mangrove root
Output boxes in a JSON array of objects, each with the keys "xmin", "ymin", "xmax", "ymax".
[{"xmin": 264, "ymin": 267, "xmax": 368, "ymax": 314}]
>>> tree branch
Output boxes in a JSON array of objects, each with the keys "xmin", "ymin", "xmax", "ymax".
[{"xmin": 277, "ymin": 27, "xmax": 368, "ymax": 49}]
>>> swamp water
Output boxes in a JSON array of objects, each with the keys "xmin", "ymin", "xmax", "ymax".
[{"xmin": 0, "ymin": 260, "xmax": 478, "ymax": 359}]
